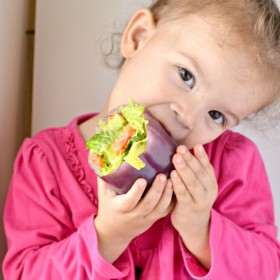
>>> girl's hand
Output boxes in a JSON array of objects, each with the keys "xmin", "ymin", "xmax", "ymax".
[
  {"xmin": 94, "ymin": 174, "xmax": 174, "ymax": 263},
  {"xmin": 170, "ymin": 145, "xmax": 218, "ymax": 269}
]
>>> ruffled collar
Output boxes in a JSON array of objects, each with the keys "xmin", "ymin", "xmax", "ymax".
[{"xmin": 61, "ymin": 114, "xmax": 98, "ymax": 204}]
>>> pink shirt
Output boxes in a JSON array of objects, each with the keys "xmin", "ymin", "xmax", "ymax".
[{"xmin": 3, "ymin": 114, "xmax": 280, "ymax": 279}]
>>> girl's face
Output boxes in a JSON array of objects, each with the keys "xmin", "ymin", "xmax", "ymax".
[{"xmin": 106, "ymin": 10, "xmax": 269, "ymax": 149}]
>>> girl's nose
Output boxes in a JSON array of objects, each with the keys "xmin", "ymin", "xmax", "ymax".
[{"xmin": 172, "ymin": 104, "xmax": 197, "ymax": 131}]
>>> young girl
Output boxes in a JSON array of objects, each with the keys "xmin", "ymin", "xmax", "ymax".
[{"xmin": 3, "ymin": 0, "xmax": 280, "ymax": 279}]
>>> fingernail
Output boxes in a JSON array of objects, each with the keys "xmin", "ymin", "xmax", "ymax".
[
  {"xmin": 172, "ymin": 170, "xmax": 178, "ymax": 178},
  {"xmin": 158, "ymin": 174, "xmax": 166, "ymax": 183},
  {"xmin": 137, "ymin": 179, "xmax": 146, "ymax": 188},
  {"xmin": 166, "ymin": 180, "xmax": 173, "ymax": 189},
  {"xmin": 178, "ymin": 146, "xmax": 187, "ymax": 154},
  {"xmin": 175, "ymin": 155, "xmax": 183, "ymax": 164},
  {"xmin": 197, "ymin": 145, "xmax": 204, "ymax": 153}
]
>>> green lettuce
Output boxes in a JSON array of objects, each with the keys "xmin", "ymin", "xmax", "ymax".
[{"xmin": 86, "ymin": 99, "xmax": 148, "ymax": 176}]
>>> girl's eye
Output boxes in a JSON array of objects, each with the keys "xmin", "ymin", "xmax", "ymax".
[
  {"xmin": 208, "ymin": 110, "xmax": 225, "ymax": 125},
  {"xmin": 179, "ymin": 67, "xmax": 195, "ymax": 88}
]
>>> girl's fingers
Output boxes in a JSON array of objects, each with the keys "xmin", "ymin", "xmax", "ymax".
[
  {"xmin": 115, "ymin": 178, "xmax": 147, "ymax": 212},
  {"xmin": 98, "ymin": 176, "xmax": 146, "ymax": 212},
  {"xmin": 172, "ymin": 145, "xmax": 218, "ymax": 202},
  {"xmin": 97, "ymin": 177, "xmax": 118, "ymax": 198},
  {"xmin": 192, "ymin": 145, "xmax": 218, "ymax": 196},
  {"xmin": 171, "ymin": 169, "xmax": 194, "ymax": 203},
  {"xmin": 137, "ymin": 174, "xmax": 168, "ymax": 215},
  {"xmin": 193, "ymin": 145, "xmax": 215, "ymax": 178},
  {"xmin": 145, "ymin": 179, "xmax": 174, "ymax": 219},
  {"xmin": 172, "ymin": 146, "xmax": 206, "ymax": 201}
]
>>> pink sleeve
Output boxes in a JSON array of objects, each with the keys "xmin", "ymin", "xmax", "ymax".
[
  {"xmin": 181, "ymin": 134, "xmax": 280, "ymax": 279},
  {"xmin": 3, "ymin": 140, "xmax": 134, "ymax": 279}
]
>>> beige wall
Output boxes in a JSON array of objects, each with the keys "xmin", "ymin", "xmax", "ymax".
[
  {"xmin": 0, "ymin": 1, "xmax": 34, "ymax": 278},
  {"xmin": 32, "ymin": 0, "xmax": 144, "ymax": 133}
]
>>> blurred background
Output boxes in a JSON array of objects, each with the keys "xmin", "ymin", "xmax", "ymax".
[{"xmin": 1, "ymin": 1, "xmax": 280, "ymax": 279}]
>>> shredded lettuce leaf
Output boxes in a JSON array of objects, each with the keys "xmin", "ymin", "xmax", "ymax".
[{"xmin": 86, "ymin": 99, "xmax": 148, "ymax": 176}]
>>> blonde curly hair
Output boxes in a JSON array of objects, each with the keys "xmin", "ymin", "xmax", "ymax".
[{"xmin": 102, "ymin": 0, "xmax": 280, "ymax": 102}]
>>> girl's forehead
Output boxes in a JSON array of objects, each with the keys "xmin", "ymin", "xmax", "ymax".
[
  {"xmin": 157, "ymin": 15, "xmax": 254, "ymax": 62},
  {"xmin": 159, "ymin": 14, "xmax": 245, "ymax": 42}
]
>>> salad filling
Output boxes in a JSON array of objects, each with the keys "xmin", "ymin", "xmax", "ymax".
[{"xmin": 86, "ymin": 100, "xmax": 148, "ymax": 176}]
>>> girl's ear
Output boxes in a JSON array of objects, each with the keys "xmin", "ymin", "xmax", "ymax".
[{"xmin": 120, "ymin": 9, "xmax": 156, "ymax": 58}]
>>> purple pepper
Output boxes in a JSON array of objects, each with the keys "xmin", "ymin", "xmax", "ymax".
[{"xmin": 100, "ymin": 109, "xmax": 177, "ymax": 194}]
